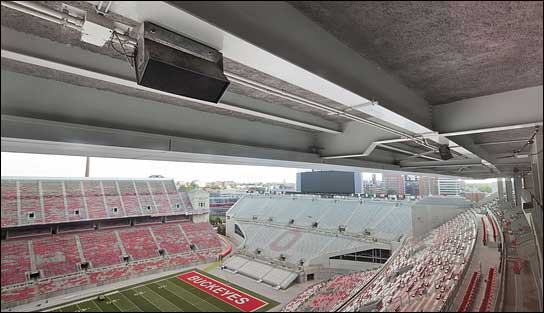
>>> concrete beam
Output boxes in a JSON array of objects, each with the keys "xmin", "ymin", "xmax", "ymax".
[
  {"xmin": 505, "ymin": 178, "xmax": 514, "ymax": 206},
  {"xmin": 531, "ymin": 134, "xmax": 543, "ymax": 207},
  {"xmin": 514, "ymin": 175, "xmax": 522, "ymax": 206},
  {"xmin": 433, "ymin": 86, "xmax": 543, "ymax": 134},
  {"xmin": 0, "ymin": 114, "xmax": 403, "ymax": 172},
  {"xmin": 498, "ymin": 178, "xmax": 505, "ymax": 206}
]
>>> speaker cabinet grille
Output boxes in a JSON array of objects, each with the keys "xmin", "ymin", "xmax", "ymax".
[{"xmin": 136, "ymin": 23, "xmax": 229, "ymax": 103}]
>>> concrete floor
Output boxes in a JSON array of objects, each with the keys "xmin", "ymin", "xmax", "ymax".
[
  {"xmin": 451, "ymin": 213, "xmax": 501, "ymax": 312},
  {"xmin": 501, "ymin": 206, "xmax": 542, "ymax": 312},
  {"xmin": 208, "ymin": 267, "xmax": 319, "ymax": 312}
]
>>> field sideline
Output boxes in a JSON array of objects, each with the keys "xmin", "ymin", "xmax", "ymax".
[{"xmin": 43, "ymin": 269, "xmax": 278, "ymax": 312}]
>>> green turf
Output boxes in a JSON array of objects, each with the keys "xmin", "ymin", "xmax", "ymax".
[{"xmin": 43, "ymin": 269, "xmax": 278, "ymax": 312}]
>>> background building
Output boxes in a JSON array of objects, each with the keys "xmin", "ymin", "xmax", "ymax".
[
  {"xmin": 438, "ymin": 178, "xmax": 465, "ymax": 196},
  {"xmin": 404, "ymin": 175, "xmax": 419, "ymax": 197},
  {"xmin": 382, "ymin": 173, "xmax": 405, "ymax": 196},
  {"xmin": 418, "ymin": 176, "xmax": 439, "ymax": 197}
]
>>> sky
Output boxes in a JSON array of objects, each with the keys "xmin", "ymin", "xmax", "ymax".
[
  {"xmin": 1, "ymin": 152, "xmax": 495, "ymax": 184},
  {"xmin": 1, "ymin": 152, "xmax": 303, "ymax": 184}
]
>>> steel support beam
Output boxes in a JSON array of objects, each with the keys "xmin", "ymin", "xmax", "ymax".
[
  {"xmin": 1, "ymin": 49, "xmax": 341, "ymax": 134},
  {"xmin": 399, "ymin": 159, "xmax": 483, "ymax": 168},
  {"xmin": 433, "ymin": 86, "xmax": 543, "ymax": 134}
]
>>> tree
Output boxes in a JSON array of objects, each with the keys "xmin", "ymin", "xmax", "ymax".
[{"xmin": 177, "ymin": 181, "xmax": 199, "ymax": 191}]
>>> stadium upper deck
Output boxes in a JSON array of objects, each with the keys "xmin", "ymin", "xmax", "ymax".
[
  {"xmin": 227, "ymin": 195, "xmax": 412, "ymax": 241},
  {"xmin": 1, "ymin": 177, "xmax": 194, "ymax": 228}
]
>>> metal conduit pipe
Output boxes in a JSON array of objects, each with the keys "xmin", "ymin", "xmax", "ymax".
[
  {"xmin": 226, "ymin": 72, "xmax": 442, "ymax": 156},
  {"xmin": 2, "ymin": 1, "xmax": 137, "ymax": 47},
  {"xmin": 226, "ymin": 71, "xmax": 413, "ymax": 139},
  {"xmin": 1, "ymin": 1, "xmax": 82, "ymax": 30},
  {"xmin": 13, "ymin": 1, "xmax": 84, "ymax": 26}
]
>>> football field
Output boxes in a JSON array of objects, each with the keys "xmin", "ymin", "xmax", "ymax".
[{"xmin": 45, "ymin": 269, "xmax": 278, "ymax": 312}]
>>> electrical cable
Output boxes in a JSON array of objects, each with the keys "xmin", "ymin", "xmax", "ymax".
[{"xmin": 108, "ymin": 31, "xmax": 135, "ymax": 69}]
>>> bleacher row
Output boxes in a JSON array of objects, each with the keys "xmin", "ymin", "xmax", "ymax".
[
  {"xmin": 222, "ymin": 255, "xmax": 298, "ymax": 289},
  {"xmin": 1, "ymin": 178, "xmax": 194, "ymax": 227},
  {"xmin": 238, "ymin": 222, "xmax": 375, "ymax": 266},
  {"xmin": 340, "ymin": 211, "xmax": 477, "ymax": 312},
  {"xmin": 458, "ymin": 271, "xmax": 480, "ymax": 312},
  {"xmin": 282, "ymin": 270, "xmax": 377, "ymax": 312},
  {"xmin": 0, "ymin": 222, "xmax": 221, "ymax": 287},
  {"xmin": 228, "ymin": 195, "xmax": 412, "ymax": 241},
  {"xmin": 1, "ymin": 250, "xmax": 219, "ymax": 304},
  {"xmin": 487, "ymin": 215, "xmax": 497, "ymax": 242},
  {"xmin": 478, "ymin": 267, "xmax": 496, "ymax": 312}
]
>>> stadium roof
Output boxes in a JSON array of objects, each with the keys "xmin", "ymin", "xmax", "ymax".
[{"xmin": 1, "ymin": 1, "xmax": 542, "ymax": 179}]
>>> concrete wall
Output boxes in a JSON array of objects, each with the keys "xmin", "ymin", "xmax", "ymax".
[
  {"xmin": 411, "ymin": 203, "xmax": 469, "ymax": 239},
  {"xmin": 328, "ymin": 259, "xmax": 382, "ymax": 272}
]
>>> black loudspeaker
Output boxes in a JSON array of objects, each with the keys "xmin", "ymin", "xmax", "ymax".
[
  {"xmin": 438, "ymin": 144, "xmax": 453, "ymax": 160},
  {"xmin": 135, "ymin": 22, "xmax": 230, "ymax": 103}
]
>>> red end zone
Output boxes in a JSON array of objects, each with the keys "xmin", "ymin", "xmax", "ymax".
[{"xmin": 177, "ymin": 271, "xmax": 268, "ymax": 312}]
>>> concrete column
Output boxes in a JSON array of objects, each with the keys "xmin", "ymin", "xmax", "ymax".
[
  {"xmin": 505, "ymin": 178, "xmax": 514, "ymax": 207},
  {"xmin": 514, "ymin": 176, "xmax": 522, "ymax": 207},
  {"xmin": 497, "ymin": 178, "xmax": 505, "ymax": 205},
  {"xmin": 530, "ymin": 134, "xmax": 543, "ymax": 207}
]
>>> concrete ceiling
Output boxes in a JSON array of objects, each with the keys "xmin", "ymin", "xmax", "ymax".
[
  {"xmin": 0, "ymin": 1, "xmax": 356, "ymax": 128},
  {"xmin": 289, "ymin": 1, "xmax": 543, "ymax": 105},
  {"xmin": 1, "ymin": 1, "xmax": 542, "ymax": 180}
]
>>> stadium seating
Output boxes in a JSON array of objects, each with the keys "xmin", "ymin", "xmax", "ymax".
[
  {"xmin": 340, "ymin": 211, "xmax": 477, "ymax": 312},
  {"xmin": 283, "ymin": 271, "xmax": 376, "ymax": 312},
  {"xmin": 182, "ymin": 222, "xmax": 222, "ymax": 250},
  {"xmin": 0, "ymin": 286, "xmax": 37, "ymax": 303},
  {"xmin": 180, "ymin": 192, "xmax": 194, "ymax": 212},
  {"xmin": 38, "ymin": 275, "xmax": 89, "ymax": 294},
  {"xmin": 134, "ymin": 181, "xmax": 158, "ymax": 214},
  {"xmin": 282, "ymin": 281, "xmax": 327, "ymax": 312},
  {"xmin": 1, "ymin": 240, "xmax": 32, "ymax": 286},
  {"xmin": 150, "ymin": 223, "xmax": 191, "ymax": 255},
  {"xmin": 88, "ymin": 266, "xmax": 129, "ymax": 283},
  {"xmin": 131, "ymin": 258, "xmax": 166, "ymax": 275},
  {"xmin": 101, "ymin": 180, "xmax": 124, "ymax": 217},
  {"xmin": 458, "ymin": 271, "xmax": 480, "ymax": 312},
  {"xmin": 78, "ymin": 230, "xmax": 124, "ymax": 268},
  {"xmin": 228, "ymin": 195, "xmax": 412, "ymax": 241},
  {"xmin": 238, "ymin": 222, "xmax": 375, "ymax": 266},
  {"xmin": 82, "ymin": 181, "xmax": 108, "ymax": 219},
  {"xmin": 19, "ymin": 180, "xmax": 42, "ymax": 225},
  {"xmin": 168, "ymin": 254, "xmax": 198, "ymax": 267},
  {"xmin": 117, "ymin": 180, "xmax": 143, "ymax": 216},
  {"xmin": 118, "ymin": 227, "xmax": 159, "ymax": 261},
  {"xmin": 148, "ymin": 180, "xmax": 172, "ymax": 214},
  {"xmin": 478, "ymin": 267, "xmax": 496, "ymax": 312},
  {"xmin": 41, "ymin": 181, "xmax": 67, "ymax": 224},
  {"xmin": 1, "ymin": 177, "xmax": 219, "ymax": 307},
  {"xmin": 64, "ymin": 181, "xmax": 87, "ymax": 222},
  {"xmin": 32, "ymin": 236, "xmax": 82, "ymax": 277},
  {"xmin": 1, "ymin": 180, "xmax": 18, "ymax": 226},
  {"xmin": 1, "ymin": 178, "xmax": 193, "ymax": 228}
]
